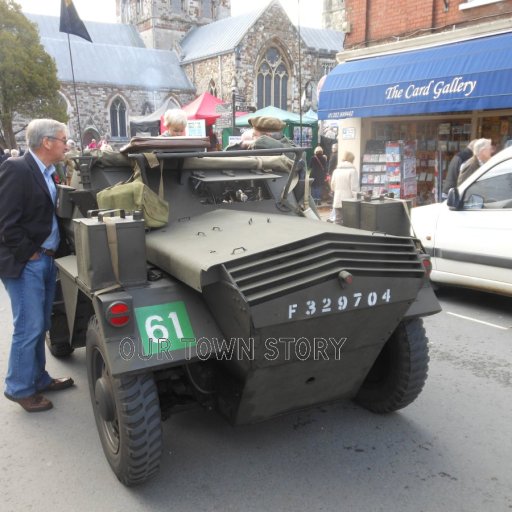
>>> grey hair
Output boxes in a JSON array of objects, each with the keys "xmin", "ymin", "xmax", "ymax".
[
  {"xmin": 473, "ymin": 138, "xmax": 492, "ymax": 156},
  {"xmin": 163, "ymin": 109, "xmax": 187, "ymax": 129},
  {"xmin": 26, "ymin": 119, "xmax": 67, "ymax": 150},
  {"xmin": 467, "ymin": 139, "xmax": 478, "ymax": 151}
]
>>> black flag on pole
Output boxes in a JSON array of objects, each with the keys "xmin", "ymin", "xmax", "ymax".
[{"xmin": 59, "ymin": 0, "xmax": 92, "ymax": 42}]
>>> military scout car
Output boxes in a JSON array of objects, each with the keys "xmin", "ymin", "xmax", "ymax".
[{"xmin": 49, "ymin": 138, "xmax": 440, "ymax": 486}]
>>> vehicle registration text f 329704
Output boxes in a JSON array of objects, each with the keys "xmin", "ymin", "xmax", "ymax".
[{"xmin": 287, "ymin": 289, "xmax": 392, "ymax": 319}]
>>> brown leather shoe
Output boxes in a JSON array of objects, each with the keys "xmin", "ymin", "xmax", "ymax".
[
  {"xmin": 40, "ymin": 377, "xmax": 74, "ymax": 392},
  {"xmin": 4, "ymin": 392, "xmax": 53, "ymax": 412}
]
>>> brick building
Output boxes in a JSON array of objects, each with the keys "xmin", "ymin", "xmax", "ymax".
[
  {"xmin": 318, "ymin": 0, "xmax": 512, "ymax": 203},
  {"xmin": 22, "ymin": 0, "xmax": 343, "ymax": 148}
]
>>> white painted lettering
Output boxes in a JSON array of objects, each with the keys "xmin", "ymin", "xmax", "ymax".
[{"xmin": 385, "ymin": 85, "xmax": 403, "ymax": 99}]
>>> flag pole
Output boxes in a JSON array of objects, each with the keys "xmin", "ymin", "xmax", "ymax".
[
  {"xmin": 66, "ymin": 33, "xmax": 84, "ymax": 154},
  {"xmin": 297, "ymin": 0, "xmax": 303, "ymax": 147}
]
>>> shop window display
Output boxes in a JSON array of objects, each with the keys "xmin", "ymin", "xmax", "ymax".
[
  {"xmin": 478, "ymin": 115, "xmax": 512, "ymax": 151},
  {"xmin": 361, "ymin": 140, "xmax": 417, "ymax": 202},
  {"xmin": 370, "ymin": 119, "xmax": 471, "ymax": 204}
]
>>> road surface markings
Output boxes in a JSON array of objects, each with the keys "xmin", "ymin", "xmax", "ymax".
[{"xmin": 446, "ymin": 311, "xmax": 509, "ymax": 330}]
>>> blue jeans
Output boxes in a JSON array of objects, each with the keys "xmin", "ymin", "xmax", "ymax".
[
  {"xmin": 2, "ymin": 254, "xmax": 57, "ymax": 398},
  {"xmin": 312, "ymin": 184, "xmax": 323, "ymax": 203}
]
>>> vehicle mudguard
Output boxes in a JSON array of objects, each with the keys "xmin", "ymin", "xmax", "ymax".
[
  {"xmin": 91, "ymin": 277, "xmax": 224, "ymax": 377},
  {"xmin": 403, "ymin": 282, "xmax": 441, "ymax": 319}
]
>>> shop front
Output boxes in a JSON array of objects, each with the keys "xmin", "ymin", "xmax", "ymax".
[{"xmin": 318, "ymin": 31, "xmax": 512, "ymax": 204}]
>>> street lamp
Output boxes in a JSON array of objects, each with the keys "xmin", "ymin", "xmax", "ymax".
[{"xmin": 231, "ymin": 76, "xmax": 238, "ymax": 135}]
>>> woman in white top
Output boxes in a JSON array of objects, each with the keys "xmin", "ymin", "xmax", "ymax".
[{"xmin": 330, "ymin": 151, "xmax": 359, "ymax": 225}]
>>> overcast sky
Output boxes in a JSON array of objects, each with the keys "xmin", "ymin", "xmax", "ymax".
[{"xmin": 16, "ymin": 0, "xmax": 322, "ymax": 28}]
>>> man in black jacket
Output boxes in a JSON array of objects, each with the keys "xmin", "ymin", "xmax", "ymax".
[
  {"xmin": 0, "ymin": 119, "xmax": 74, "ymax": 413},
  {"xmin": 442, "ymin": 140, "xmax": 476, "ymax": 197}
]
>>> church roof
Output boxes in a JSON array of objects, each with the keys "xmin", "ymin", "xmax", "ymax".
[
  {"xmin": 26, "ymin": 13, "xmax": 145, "ymax": 47},
  {"xmin": 180, "ymin": 7, "xmax": 343, "ymax": 63},
  {"xmin": 25, "ymin": 14, "xmax": 194, "ymax": 91},
  {"xmin": 300, "ymin": 27, "xmax": 344, "ymax": 54},
  {"xmin": 180, "ymin": 8, "xmax": 267, "ymax": 63}
]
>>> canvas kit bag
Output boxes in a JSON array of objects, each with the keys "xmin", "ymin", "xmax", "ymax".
[{"xmin": 96, "ymin": 156, "xmax": 169, "ymax": 228}]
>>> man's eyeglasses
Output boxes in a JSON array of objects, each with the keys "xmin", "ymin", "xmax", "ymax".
[{"xmin": 45, "ymin": 136, "xmax": 67, "ymax": 144}]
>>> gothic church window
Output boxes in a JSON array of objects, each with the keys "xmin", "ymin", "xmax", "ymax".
[
  {"xmin": 110, "ymin": 97, "xmax": 127, "ymax": 139},
  {"xmin": 256, "ymin": 47, "xmax": 289, "ymax": 110},
  {"xmin": 208, "ymin": 79, "xmax": 218, "ymax": 98}
]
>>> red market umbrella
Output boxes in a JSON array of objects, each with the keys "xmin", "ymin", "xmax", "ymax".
[{"xmin": 182, "ymin": 92, "xmax": 225, "ymax": 125}]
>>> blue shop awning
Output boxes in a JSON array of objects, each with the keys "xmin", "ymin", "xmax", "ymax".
[{"xmin": 318, "ymin": 32, "xmax": 512, "ymax": 120}]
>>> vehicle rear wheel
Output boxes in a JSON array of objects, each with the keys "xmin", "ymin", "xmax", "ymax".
[
  {"xmin": 46, "ymin": 313, "xmax": 74, "ymax": 357},
  {"xmin": 354, "ymin": 318, "xmax": 429, "ymax": 414},
  {"xmin": 86, "ymin": 316, "xmax": 162, "ymax": 486}
]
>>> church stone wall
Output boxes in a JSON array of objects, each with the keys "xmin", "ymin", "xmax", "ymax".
[
  {"xmin": 59, "ymin": 83, "xmax": 193, "ymax": 145},
  {"xmin": 128, "ymin": 0, "xmax": 233, "ymax": 49},
  {"xmin": 182, "ymin": 1, "xmax": 332, "ymax": 113},
  {"xmin": 14, "ymin": 1, "xmax": 338, "ymax": 148},
  {"xmin": 236, "ymin": 2, "xmax": 325, "ymax": 111},
  {"xmin": 182, "ymin": 54, "xmax": 235, "ymax": 104},
  {"xmin": 323, "ymin": 0, "xmax": 346, "ymax": 31}
]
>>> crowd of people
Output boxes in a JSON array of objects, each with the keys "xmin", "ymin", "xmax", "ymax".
[
  {"xmin": 442, "ymin": 138, "xmax": 493, "ymax": 198},
  {"xmin": 0, "ymin": 148, "xmax": 22, "ymax": 164},
  {"xmin": 1, "ymin": 115, "xmax": 501, "ymax": 231}
]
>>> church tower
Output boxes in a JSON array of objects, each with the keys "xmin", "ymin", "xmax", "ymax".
[
  {"xmin": 116, "ymin": 0, "xmax": 231, "ymax": 50},
  {"xmin": 322, "ymin": 0, "xmax": 345, "ymax": 31}
]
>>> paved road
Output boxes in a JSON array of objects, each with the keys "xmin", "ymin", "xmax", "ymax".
[{"xmin": 0, "ymin": 284, "xmax": 511, "ymax": 512}]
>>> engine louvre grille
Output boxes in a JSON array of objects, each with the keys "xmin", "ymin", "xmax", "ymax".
[{"xmin": 224, "ymin": 233, "xmax": 424, "ymax": 305}]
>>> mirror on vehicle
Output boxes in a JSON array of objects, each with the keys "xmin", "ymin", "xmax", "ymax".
[
  {"xmin": 463, "ymin": 193, "xmax": 485, "ymax": 210},
  {"xmin": 446, "ymin": 187, "xmax": 461, "ymax": 210}
]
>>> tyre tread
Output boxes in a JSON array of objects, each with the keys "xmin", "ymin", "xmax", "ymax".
[
  {"xmin": 86, "ymin": 316, "xmax": 162, "ymax": 486},
  {"xmin": 355, "ymin": 318, "xmax": 429, "ymax": 414}
]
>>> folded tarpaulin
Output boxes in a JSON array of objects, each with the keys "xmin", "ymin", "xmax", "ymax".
[{"xmin": 120, "ymin": 136, "xmax": 210, "ymax": 154}]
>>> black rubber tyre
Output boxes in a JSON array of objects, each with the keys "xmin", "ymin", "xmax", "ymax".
[
  {"xmin": 46, "ymin": 313, "xmax": 74, "ymax": 357},
  {"xmin": 354, "ymin": 318, "xmax": 429, "ymax": 414},
  {"xmin": 86, "ymin": 316, "xmax": 162, "ymax": 486}
]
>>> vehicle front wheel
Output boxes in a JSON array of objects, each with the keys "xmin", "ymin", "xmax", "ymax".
[
  {"xmin": 354, "ymin": 318, "xmax": 429, "ymax": 414},
  {"xmin": 86, "ymin": 316, "xmax": 162, "ymax": 486}
]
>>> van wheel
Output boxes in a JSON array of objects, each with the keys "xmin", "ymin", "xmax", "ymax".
[
  {"xmin": 86, "ymin": 316, "xmax": 162, "ymax": 486},
  {"xmin": 46, "ymin": 313, "xmax": 74, "ymax": 357},
  {"xmin": 354, "ymin": 318, "xmax": 429, "ymax": 413}
]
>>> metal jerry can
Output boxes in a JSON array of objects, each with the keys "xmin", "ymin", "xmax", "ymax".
[{"xmin": 73, "ymin": 209, "xmax": 147, "ymax": 291}]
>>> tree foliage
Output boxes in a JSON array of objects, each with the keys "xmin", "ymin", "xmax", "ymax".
[{"xmin": 0, "ymin": 0, "xmax": 67, "ymax": 148}]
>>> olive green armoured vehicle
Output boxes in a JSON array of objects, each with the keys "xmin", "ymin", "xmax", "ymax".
[{"xmin": 49, "ymin": 138, "xmax": 440, "ymax": 486}]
